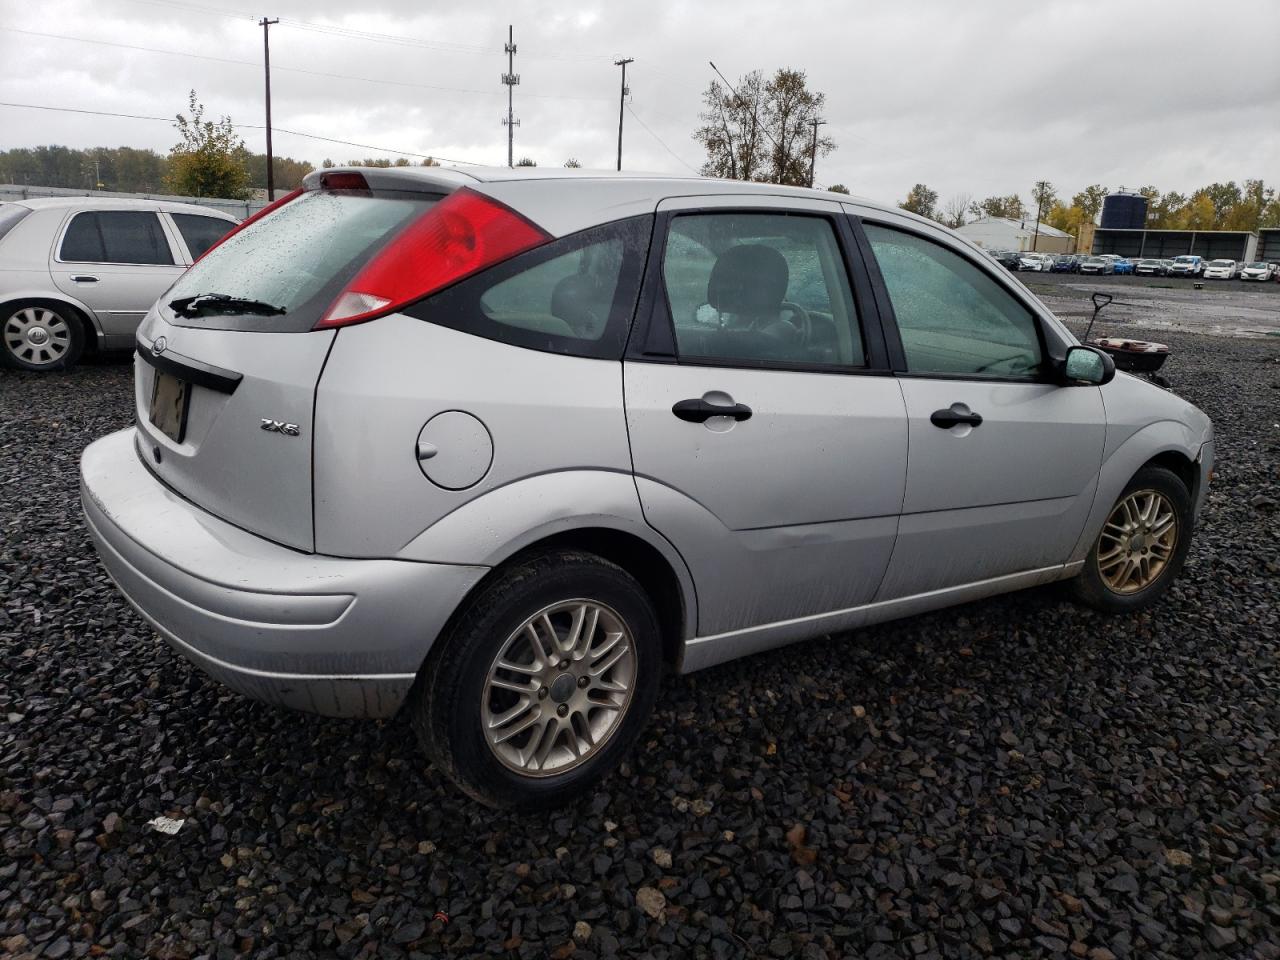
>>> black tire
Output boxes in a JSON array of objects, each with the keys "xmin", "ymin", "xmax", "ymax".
[
  {"xmin": 1070, "ymin": 466, "xmax": 1193, "ymax": 613},
  {"xmin": 409, "ymin": 550, "xmax": 663, "ymax": 810},
  {"xmin": 0, "ymin": 301, "xmax": 86, "ymax": 371}
]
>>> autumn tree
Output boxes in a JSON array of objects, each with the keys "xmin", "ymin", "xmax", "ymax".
[
  {"xmin": 694, "ymin": 68, "xmax": 834, "ymax": 186},
  {"xmin": 165, "ymin": 91, "xmax": 251, "ymax": 199},
  {"xmin": 900, "ymin": 183, "xmax": 939, "ymax": 220},
  {"xmin": 828, "ymin": 183, "xmax": 850, "ymax": 194}
]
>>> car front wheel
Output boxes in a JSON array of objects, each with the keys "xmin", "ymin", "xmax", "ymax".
[
  {"xmin": 410, "ymin": 549, "xmax": 662, "ymax": 809},
  {"xmin": 1070, "ymin": 466, "xmax": 1193, "ymax": 613}
]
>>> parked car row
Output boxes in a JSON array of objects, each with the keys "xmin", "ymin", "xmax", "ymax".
[{"xmin": 982, "ymin": 247, "xmax": 1280, "ymax": 281}]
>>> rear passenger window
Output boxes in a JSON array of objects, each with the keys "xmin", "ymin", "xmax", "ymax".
[
  {"xmin": 410, "ymin": 216, "xmax": 651, "ymax": 360},
  {"xmin": 661, "ymin": 212, "xmax": 862, "ymax": 367},
  {"xmin": 171, "ymin": 213, "xmax": 233, "ymax": 261},
  {"xmin": 864, "ymin": 224, "xmax": 1042, "ymax": 379},
  {"xmin": 60, "ymin": 211, "xmax": 174, "ymax": 265}
]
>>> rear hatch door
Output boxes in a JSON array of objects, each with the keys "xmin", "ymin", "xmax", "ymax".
[{"xmin": 132, "ymin": 179, "xmax": 446, "ymax": 551}]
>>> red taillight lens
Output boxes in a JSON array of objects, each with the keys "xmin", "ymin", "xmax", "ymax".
[
  {"xmin": 191, "ymin": 188, "xmax": 303, "ymax": 264},
  {"xmin": 316, "ymin": 188, "xmax": 551, "ymax": 329}
]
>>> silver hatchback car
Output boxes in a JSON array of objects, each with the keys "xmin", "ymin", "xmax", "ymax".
[
  {"xmin": 0, "ymin": 197, "xmax": 237, "ymax": 370},
  {"xmin": 81, "ymin": 167, "xmax": 1213, "ymax": 808}
]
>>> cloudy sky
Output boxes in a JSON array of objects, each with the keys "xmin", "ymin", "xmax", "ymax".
[{"xmin": 1, "ymin": 0, "xmax": 1277, "ymax": 206}]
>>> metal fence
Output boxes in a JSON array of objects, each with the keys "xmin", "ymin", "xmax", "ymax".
[{"xmin": 0, "ymin": 183, "xmax": 269, "ymax": 219}]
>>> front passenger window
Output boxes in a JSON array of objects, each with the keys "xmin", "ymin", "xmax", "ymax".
[
  {"xmin": 662, "ymin": 212, "xmax": 863, "ymax": 367},
  {"xmin": 864, "ymin": 224, "xmax": 1042, "ymax": 378}
]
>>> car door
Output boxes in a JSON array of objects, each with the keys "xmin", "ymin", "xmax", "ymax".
[
  {"xmin": 624, "ymin": 196, "xmax": 908, "ymax": 645},
  {"xmin": 851, "ymin": 213, "xmax": 1106, "ymax": 599},
  {"xmin": 50, "ymin": 209, "xmax": 186, "ymax": 344}
]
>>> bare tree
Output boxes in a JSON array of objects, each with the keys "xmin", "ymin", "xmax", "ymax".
[{"xmin": 941, "ymin": 193, "xmax": 972, "ymax": 228}]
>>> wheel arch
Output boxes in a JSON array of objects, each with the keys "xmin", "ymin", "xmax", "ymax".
[
  {"xmin": 1, "ymin": 293, "xmax": 102, "ymax": 354},
  {"xmin": 1069, "ymin": 421, "xmax": 1202, "ymax": 564}
]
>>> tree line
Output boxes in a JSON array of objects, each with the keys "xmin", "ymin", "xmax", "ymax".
[{"xmin": 898, "ymin": 180, "xmax": 1280, "ymax": 233}]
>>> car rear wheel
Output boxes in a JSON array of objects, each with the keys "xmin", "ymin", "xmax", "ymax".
[
  {"xmin": 1070, "ymin": 466, "xmax": 1192, "ymax": 613},
  {"xmin": 409, "ymin": 550, "xmax": 662, "ymax": 809},
  {"xmin": 1, "ymin": 302, "xmax": 85, "ymax": 371}
]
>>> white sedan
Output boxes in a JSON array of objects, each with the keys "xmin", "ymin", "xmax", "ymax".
[
  {"xmin": 1203, "ymin": 259, "xmax": 1238, "ymax": 280},
  {"xmin": 1240, "ymin": 261, "xmax": 1276, "ymax": 281}
]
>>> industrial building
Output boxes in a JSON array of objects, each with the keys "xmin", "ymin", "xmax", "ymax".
[
  {"xmin": 1092, "ymin": 228, "xmax": 1258, "ymax": 262},
  {"xmin": 1258, "ymin": 228, "xmax": 1280, "ymax": 264},
  {"xmin": 956, "ymin": 216, "xmax": 1074, "ymax": 253}
]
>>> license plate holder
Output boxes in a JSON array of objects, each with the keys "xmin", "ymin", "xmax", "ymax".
[{"xmin": 149, "ymin": 371, "xmax": 190, "ymax": 444}]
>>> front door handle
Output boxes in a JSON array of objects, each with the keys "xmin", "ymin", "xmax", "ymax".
[
  {"xmin": 930, "ymin": 404, "xmax": 983, "ymax": 429},
  {"xmin": 70, "ymin": 275, "xmax": 99, "ymax": 283},
  {"xmin": 672, "ymin": 398, "xmax": 753, "ymax": 423}
]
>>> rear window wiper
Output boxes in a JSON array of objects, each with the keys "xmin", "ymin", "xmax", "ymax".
[{"xmin": 169, "ymin": 293, "xmax": 287, "ymax": 317}]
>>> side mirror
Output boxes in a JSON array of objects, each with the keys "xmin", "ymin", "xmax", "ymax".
[{"xmin": 1063, "ymin": 345, "xmax": 1115, "ymax": 386}]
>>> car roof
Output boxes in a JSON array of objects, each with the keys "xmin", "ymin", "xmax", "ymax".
[
  {"xmin": 14, "ymin": 196, "xmax": 238, "ymax": 219},
  {"xmin": 315, "ymin": 163, "xmax": 891, "ymax": 212}
]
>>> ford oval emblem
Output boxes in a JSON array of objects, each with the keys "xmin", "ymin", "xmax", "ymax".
[{"xmin": 151, "ymin": 336, "xmax": 167, "ymax": 356}]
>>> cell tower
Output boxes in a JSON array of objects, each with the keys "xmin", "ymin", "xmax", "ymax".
[{"xmin": 501, "ymin": 25, "xmax": 520, "ymax": 168}]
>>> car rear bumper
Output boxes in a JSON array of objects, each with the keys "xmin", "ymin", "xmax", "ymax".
[{"xmin": 80, "ymin": 428, "xmax": 488, "ymax": 718}]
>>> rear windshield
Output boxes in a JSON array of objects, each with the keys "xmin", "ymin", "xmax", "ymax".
[
  {"xmin": 163, "ymin": 189, "xmax": 439, "ymax": 332},
  {"xmin": 0, "ymin": 204, "xmax": 32, "ymax": 244}
]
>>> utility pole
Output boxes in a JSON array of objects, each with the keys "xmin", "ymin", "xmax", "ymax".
[
  {"xmin": 1032, "ymin": 179, "xmax": 1048, "ymax": 252},
  {"xmin": 614, "ymin": 58, "xmax": 633, "ymax": 172},
  {"xmin": 501, "ymin": 25, "xmax": 520, "ymax": 168},
  {"xmin": 807, "ymin": 118, "xmax": 826, "ymax": 188},
  {"xmin": 260, "ymin": 17, "xmax": 279, "ymax": 200}
]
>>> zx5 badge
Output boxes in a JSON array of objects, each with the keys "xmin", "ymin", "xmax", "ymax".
[{"xmin": 260, "ymin": 418, "xmax": 300, "ymax": 437}]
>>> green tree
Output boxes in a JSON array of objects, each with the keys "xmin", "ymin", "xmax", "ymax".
[
  {"xmin": 564, "ymin": 158, "xmax": 582, "ymax": 168},
  {"xmin": 165, "ymin": 91, "xmax": 251, "ymax": 199},
  {"xmin": 899, "ymin": 183, "xmax": 939, "ymax": 220},
  {"xmin": 1071, "ymin": 184, "xmax": 1108, "ymax": 222},
  {"xmin": 827, "ymin": 183, "xmax": 850, "ymax": 194},
  {"xmin": 1146, "ymin": 190, "xmax": 1186, "ymax": 228},
  {"xmin": 968, "ymin": 195, "xmax": 1026, "ymax": 220},
  {"xmin": 1030, "ymin": 181, "xmax": 1057, "ymax": 221},
  {"xmin": 694, "ymin": 67, "xmax": 834, "ymax": 186},
  {"xmin": 244, "ymin": 153, "xmax": 314, "ymax": 191},
  {"xmin": 516, "ymin": 157, "xmax": 537, "ymax": 167}
]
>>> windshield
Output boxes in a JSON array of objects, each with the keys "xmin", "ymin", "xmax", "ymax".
[
  {"xmin": 1246, "ymin": 262, "xmax": 1267, "ymax": 269},
  {"xmin": 1210, "ymin": 260, "xmax": 1232, "ymax": 266},
  {"xmin": 1174, "ymin": 256, "xmax": 1196, "ymax": 263},
  {"xmin": 164, "ymin": 188, "xmax": 439, "ymax": 332}
]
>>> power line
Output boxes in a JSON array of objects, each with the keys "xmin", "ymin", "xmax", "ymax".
[
  {"xmin": 0, "ymin": 27, "xmax": 611, "ymax": 102},
  {"xmin": 0, "ymin": 100, "xmax": 483, "ymax": 166},
  {"xmin": 625, "ymin": 104, "xmax": 700, "ymax": 174}
]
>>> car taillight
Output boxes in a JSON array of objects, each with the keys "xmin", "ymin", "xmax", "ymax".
[
  {"xmin": 192, "ymin": 188, "xmax": 304, "ymax": 264},
  {"xmin": 317, "ymin": 188, "xmax": 551, "ymax": 329}
]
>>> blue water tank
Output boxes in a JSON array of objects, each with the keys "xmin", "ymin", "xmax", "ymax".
[{"xmin": 1101, "ymin": 193, "xmax": 1148, "ymax": 230}]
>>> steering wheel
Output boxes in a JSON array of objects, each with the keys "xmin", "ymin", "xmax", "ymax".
[{"xmin": 778, "ymin": 300, "xmax": 812, "ymax": 345}]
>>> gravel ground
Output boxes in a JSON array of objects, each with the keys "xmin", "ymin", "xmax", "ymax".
[{"xmin": 2, "ymin": 328, "xmax": 1278, "ymax": 960}]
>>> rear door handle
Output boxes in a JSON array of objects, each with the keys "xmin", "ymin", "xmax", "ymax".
[
  {"xmin": 672, "ymin": 398, "xmax": 753, "ymax": 423},
  {"xmin": 70, "ymin": 275, "xmax": 99, "ymax": 283},
  {"xmin": 930, "ymin": 404, "xmax": 983, "ymax": 429}
]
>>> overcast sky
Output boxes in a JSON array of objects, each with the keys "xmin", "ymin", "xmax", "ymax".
[{"xmin": 1, "ymin": 0, "xmax": 1277, "ymax": 205}]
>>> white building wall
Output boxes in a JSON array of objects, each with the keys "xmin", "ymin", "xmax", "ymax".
[{"xmin": 956, "ymin": 217, "xmax": 1074, "ymax": 253}]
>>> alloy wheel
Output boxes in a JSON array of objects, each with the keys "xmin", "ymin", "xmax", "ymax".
[
  {"xmin": 1097, "ymin": 489, "xmax": 1179, "ymax": 594},
  {"xmin": 4, "ymin": 307, "xmax": 72, "ymax": 367},
  {"xmin": 481, "ymin": 599, "xmax": 635, "ymax": 776}
]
